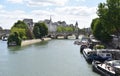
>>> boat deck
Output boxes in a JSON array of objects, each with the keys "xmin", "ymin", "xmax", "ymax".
[{"xmin": 98, "ymin": 64, "xmax": 115, "ymax": 74}]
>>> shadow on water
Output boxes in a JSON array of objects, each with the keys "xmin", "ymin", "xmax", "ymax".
[
  {"xmin": 35, "ymin": 41, "xmax": 48, "ymax": 46},
  {"xmin": 7, "ymin": 41, "xmax": 49, "ymax": 53},
  {"xmin": 7, "ymin": 46, "xmax": 22, "ymax": 54}
]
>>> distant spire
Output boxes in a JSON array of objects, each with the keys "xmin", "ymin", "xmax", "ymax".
[
  {"xmin": 50, "ymin": 15, "xmax": 52, "ymax": 22},
  {"xmin": 75, "ymin": 21, "xmax": 78, "ymax": 27}
]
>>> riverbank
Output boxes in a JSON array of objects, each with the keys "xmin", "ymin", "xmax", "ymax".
[{"xmin": 21, "ymin": 38, "xmax": 51, "ymax": 46}]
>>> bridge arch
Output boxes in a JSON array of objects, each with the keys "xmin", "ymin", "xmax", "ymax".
[{"xmin": 48, "ymin": 32, "xmax": 80, "ymax": 39}]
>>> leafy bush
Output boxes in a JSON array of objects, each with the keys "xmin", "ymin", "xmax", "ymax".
[
  {"xmin": 7, "ymin": 20, "xmax": 34, "ymax": 46},
  {"xmin": 94, "ymin": 45, "xmax": 105, "ymax": 49},
  {"xmin": 33, "ymin": 22, "xmax": 48, "ymax": 39},
  {"xmin": 7, "ymin": 32, "xmax": 22, "ymax": 46}
]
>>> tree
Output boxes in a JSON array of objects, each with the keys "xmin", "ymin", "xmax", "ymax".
[
  {"xmin": 91, "ymin": 18, "xmax": 99, "ymax": 31},
  {"xmin": 11, "ymin": 27, "xmax": 27, "ymax": 39},
  {"xmin": 12, "ymin": 20, "xmax": 28, "ymax": 29},
  {"xmin": 8, "ymin": 32, "xmax": 21, "ymax": 46},
  {"xmin": 57, "ymin": 26, "xmax": 63, "ymax": 32},
  {"xmin": 57, "ymin": 26, "xmax": 74, "ymax": 33},
  {"xmin": 65, "ymin": 26, "xmax": 74, "ymax": 32},
  {"xmin": 33, "ymin": 24, "xmax": 40, "ymax": 38},
  {"xmin": 33, "ymin": 22, "xmax": 48, "ymax": 39},
  {"xmin": 91, "ymin": 0, "xmax": 120, "ymax": 43},
  {"xmin": 39, "ymin": 22, "xmax": 48, "ymax": 37},
  {"xmin": 92, "ymin": 18, "xmax": 112, "ymax": 42},
  {"xmin": 10, "ymin": 20, "xmax": 34, "ymax": 40},
  {"xmin": 97, "ymin": 0, "xmax": 120, "ymax": 35},
  {"xmin": 8, "ymin": 20, "xmax": 34, "ymax": 46}
]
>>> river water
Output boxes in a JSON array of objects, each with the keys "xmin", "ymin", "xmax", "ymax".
[{"xmin": 0, "ymin": 39, "xmax": 100, "ymax": 76}]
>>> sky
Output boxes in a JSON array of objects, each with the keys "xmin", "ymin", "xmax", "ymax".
[{"xmin": 0, "ymin": 0, "xmax": 106, "ymax": 29}]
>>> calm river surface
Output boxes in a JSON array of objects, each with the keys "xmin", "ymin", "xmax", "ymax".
[{"xmin": 0, "ymin": 39, "xmax": 100, "ymax": 76}]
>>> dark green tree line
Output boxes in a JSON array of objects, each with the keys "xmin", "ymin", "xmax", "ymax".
[
  {"xmin": 33, "ymin": 22, "xmax": 48, "ymax": 39},
  {"xmin": 91, "ymin": 0, "xmax": 120, "ymax": 43},
  {"xmin": 8, "ymin": 20, "xmax": 34, "ymax": 46},
  {"xmin": 57, "ymin": 26, "xmax": 75, "ymax": 33}
]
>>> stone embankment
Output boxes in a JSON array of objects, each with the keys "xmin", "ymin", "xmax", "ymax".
[{"xmin": 21, "ymin": 38, "xmax": 51, "ymax": 46}]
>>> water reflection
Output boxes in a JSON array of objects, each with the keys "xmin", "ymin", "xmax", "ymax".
[
  {"xmin": 35, "ymin": 41, "xmax": 48, "ymax": 46},
  {"xmin": 7, "ymin": 41, "xmax": 49, "ymax": 54},
  {"xmin": 7, "ymin": 46, "xmax": 22, "ymax": 54}
]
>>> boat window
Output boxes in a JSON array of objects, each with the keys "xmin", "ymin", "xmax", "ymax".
[{"xmin": 106, "ymin": 54, "xmax": 111, "ymax": 56}]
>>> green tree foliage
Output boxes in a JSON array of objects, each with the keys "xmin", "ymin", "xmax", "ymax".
[
  {"xmin": 39, "ymin": 22, "xmax": 48, "ymax": 37},
  {"xmin": 10, "ymin": 20, "xmax": 34, "ymax": 39},
  {"xmin": 65, "ymin": 26, "xmax": 74, "ymax": 32},
  {"xmin": 33, "ymin": 22, "xmax": 48, "ymax": 38},
  {"xmin": 8, "ymin": 32, "xmax": 21, "ymax": 46},
  {"xmin": 97, "ymin": 0, "xmax": 120, "ymax": 35},
  {"xmin": 12, "ymin": 20, "xmax": 28, "ymax": 29},
  {"xmin": 8, "ymin": 20, "xmax": 34, "ymax": 46},
  {"xmin": 94, "ymin": 45, "xmax": 105, "ymax": 49},
  {"xmin": 91, "ymin": 0, "xmax": 120, "ymax": 43},
  {"xmin": 91, "ymin": 18, "xmax": 99, "ymax": 31},
  {"xmin": 33, "ymin": 24, "xmax": 40, "ymax": 38},
  {"xmin": 57, "ymin": 26, "xmax": 74, "ymax": 33},
  {"xmin": 11, "ymin": 27, "xmax": 27, "ymax": 39},
  {"xmin": 57, "ymin": 26, "xmax": 63, "ymax": 32},
  {"xmin": 92, "ymin": 18, "xmax": 112, "ymax": 42}
]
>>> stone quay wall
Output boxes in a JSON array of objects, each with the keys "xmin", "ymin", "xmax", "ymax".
[{"xmin": 21, "ymin": 38, "xmax": 51, "ymax": 46}]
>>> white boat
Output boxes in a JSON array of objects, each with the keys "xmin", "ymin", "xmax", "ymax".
[
  {"xmin": 2, "ymin": 37, "xmax": 8, "ymax": 41},
  {"xmin": 92, "ymin": 60, "xmax": 120, "ymax": 76},
  {"xmin": 83, "ymin": 48, "xmax": 112, "ymax": 63}
]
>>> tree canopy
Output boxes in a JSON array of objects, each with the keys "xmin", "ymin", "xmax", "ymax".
[
  {"xmin": 11, "ymin": 20, "xmax": 34, "ymax": 39},
  {"xmin": 97, "ymin": 0, "xmax": 120, "ymax": 35},
  {"xmin": 8, "ymin": 20, "xmax": 34, "ymax": 46},
  {"xmin": 33, "ymin": 22, "xmax": 48, "ymax": 39},
  {"xmin": 91, "ymin": 0, "xmax": 120, "ymax": 43},
  {"xmin": 57, "ymin": 26, "xmax": 75, "ymax": 33}
]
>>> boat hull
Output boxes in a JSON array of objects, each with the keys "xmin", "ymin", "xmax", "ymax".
[{"xmin": 92, "ymin": 61, "xmax": 116, "ymax": 76}]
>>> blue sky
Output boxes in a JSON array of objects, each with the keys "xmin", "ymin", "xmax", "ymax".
[{"xmin": 0, "ymin": 0, "xmax": 106, "ymax": 29}]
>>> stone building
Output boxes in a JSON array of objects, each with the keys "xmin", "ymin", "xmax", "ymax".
[
  {"xmin": 0, "ymin": 26, "xmax": 3, "ymax": 30},
  {"xmin": 39, "ymin": 17, "xmax": 67, "ymax": 32},
  {"xmin": 75, "ymin": 21, "xmax": 79, "ymax": 32},
  {"xmin": 24, "ymin": 18, "xmax": 77, "ymax": 33},
  {"xmin": 23, "ymin": 19, "xmax": 34, "ymax": 31}
]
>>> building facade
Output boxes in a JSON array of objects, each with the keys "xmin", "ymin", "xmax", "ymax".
[
  {"xmin": 23, "ymin": 18, "xmax": 78, "ymax": 33},
  {"xmin": 23, "ymin": 19, "xmax": 34, "ymax": 31}
]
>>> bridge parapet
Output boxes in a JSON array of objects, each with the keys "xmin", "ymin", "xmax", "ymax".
[
  {"xmin": 48, "ymin": 31, "xmax": 80, "ymax": 39},
  {"xmin": 0, "ymin": 30, "xmax": 10, "ymax": 39}
]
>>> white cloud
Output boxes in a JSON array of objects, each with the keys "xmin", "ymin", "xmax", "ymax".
[
  {"xmin": 76, "ymin": 0, "xmax": 86, "ymax": 2},
  {"xmin": 0, "ymin": 5, "xmax": 4, "ymax": 9},
  {"xmin": 0, "ymin": 5, "xmax": 98, "ymax": 29},
  {"xmin": 53, "ymin": 6, "xmax": 97, "ymax": 28},
  {"xmin": 7, "ymin": 0, "xmax": 23, "ymax": 3},
  {"xmin": 0, "ymin": 10, "xmax": 31, "ymax": 29},
  {"xmin": 7, "ymin": 0, "xmax": 68, "ymax": 6},
  {"xmin": 25, "ymin": 0, "xmax": 68, "ymax": 6},
  {"xmin": 55, "ymin": 6, "xmax": 96, "ymax": 16}
]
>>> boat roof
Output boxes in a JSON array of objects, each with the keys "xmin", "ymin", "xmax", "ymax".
[
  {"xmin": 114, "ymin": 66, "xmax": 120, "ymax": 69},
  {"xmin": 83, "ymin": 48, "xmax": 95, "ymax": 53},
  {"xmin": 91, "ymin": 39, "xmax": 100, "ymax": 43},
  {"xmin": 106, "ymin": 60, "xmax": 120, "ymax": 66},
  {"xmin": 96, "ymin": 49, "xmax": 120, "ymax": 52}
]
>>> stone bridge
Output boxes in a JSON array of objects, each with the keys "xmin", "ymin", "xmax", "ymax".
[
  {"xmin": 0, "ymin": 30, "xmax": 10, "ymax": 39},
  {"xmin": 48, "ymin": 31, "xmax": 81, "ymax": 39}
]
